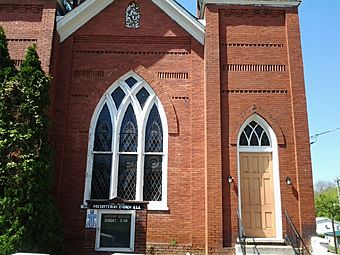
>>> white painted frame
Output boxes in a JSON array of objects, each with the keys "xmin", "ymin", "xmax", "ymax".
[
  {"xmin": 237, "ymin": 114, "xmax": 283, "ymax": 240},
  {"xmin": 95, "ymin": 210, "xmax": 136, "ymax": 252},
  {"xmin": 83, "ymin": 71, "xmax": 168, "ymax": 211},
  {"xmin": 56, "ymin": 0, "xmax": 205, "ymax": 44}
]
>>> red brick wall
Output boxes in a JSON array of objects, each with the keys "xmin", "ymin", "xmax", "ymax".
[
  {"xmin": 52, "ymin": 1, "xmax": 206, "ymax": 254},
  {"xmin": 217, "ymin": 5, "xmax": 316, "ymax": 246},
  {"xmin": 0, "ymin": 0, "xmax": 56, "ymax": 72},
  {"xmin": 0, "ymin": 0, "xmax": 315, "ymax": 254}
]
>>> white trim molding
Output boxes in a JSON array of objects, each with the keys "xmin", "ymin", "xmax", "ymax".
[
  {"xmin": 56, "ymin": 0, "xmax": 205, "ymax": 45},
  {"xmin": 237, "ymin": 114, "xmax": 283, "ymax": 240},
  {"xmin": 57, "ymin": 0, "xmax": 113, "ymax": 42}
]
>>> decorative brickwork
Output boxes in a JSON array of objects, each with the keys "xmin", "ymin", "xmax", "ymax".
[
  {"xmin": 226, "ymin": 89, "xmax": 288, "ymax": 94},
  {"xmin": 75, "ymin": 50, "xmax": 190, "ymax": 55},
  {"xmin": 0, "ymin": 4, "xmax": 42, "ymax": 13},
  {"xmin": 0, "ymin": 0, "xmax": 315, "ymax": 254},
  {"xmin": 226, "ymin": 43, "xmax": 284, "ymax": 48},
  {"xmin": 158, "ymin": 72, "xmax": 189, "ymax": 80},
  {"xmin": 227, "ymin": 64, "xmax": 286, "ymax": 72},
  {"xmin": 74, "ymin": 70, "xmax": 105, "ymax": 79},
  {"xmin": 74, "ymin": 35, "xmax": 191, "ymax": 44}
]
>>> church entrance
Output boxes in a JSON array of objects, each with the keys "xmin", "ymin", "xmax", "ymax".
[
  {"xmin": 240, "ymin": 152, "xmax": 276, "ymax": 238},
  {"xmin": 237, "ymin": 115, "xmax": 282, "ymax": 239}
]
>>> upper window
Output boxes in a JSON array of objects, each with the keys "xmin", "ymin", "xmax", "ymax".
[
  {"xmin": 239, "ymin": 120, "xmax": 270, "ymax": 147},
  {"xmin": 85, "ymin": 72, "xmax": 168, "ymax": 210},
  {"xmin": 125, "ymin": 2, "xmax": 140, "ymax": 29}
]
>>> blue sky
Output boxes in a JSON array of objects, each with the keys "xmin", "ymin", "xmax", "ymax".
[{"xmin": 177, "ymin": 0, "xmax": 340, "ymax": 184}]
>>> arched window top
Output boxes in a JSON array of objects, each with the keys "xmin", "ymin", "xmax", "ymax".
[
  {"xmin": 125, "ymin": 2, "xmax": 140, "ymax": 29},
  {"xmin": 94, "ymin": 104, "xmax": 112, "ymax": 151},
  {"xmin": 119, "ymin": 104, "xmax": 138, "ymax": 152},
  {"xmin": 145, "ymin": 104, "xmax": 163, "ymax": 152},
  {"xmin": 239, "ymin": 120, "xmax": 270, "ymax": 147},
  {"xmin": 85, "ymin": 71, "xmax": 168, "ymax": 210}
]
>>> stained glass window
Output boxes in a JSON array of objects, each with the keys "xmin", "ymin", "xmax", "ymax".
[
  {"xmin": 91, "ymin": 154, "xmax": 112, "ymax": 199},
  {"xmin": 145, "ymin": 105, "xmax": 163, "ymax": 152},
  {"xmin": 239, "ymin": 121, "xmax": 271, "ymax": 147},
  {"xmin": 143, "ymin": 155, "xmax": 162, "ymax": 201},
  {"xmin": 94, "ymin": 104, "xmax": 112, "ymax": 151},
  {"xmin": 120, "ymin": 105, "xmax": 138, "ymax": 152},
  {"xmin": 118, "ymin": 155, "xmax": 137, "ymax": 200},
  {"xmin": 125, "ymin": 76, "xmax": 138, "ymax": 88},
  {"xmin": 136, "ymin": 87, "xmax": 150, "ymax": 109},
  {"xmin": 112, "ymin": 87, "xmax": 126, "ymax": 109},
  {"xmin": 125, "ymin": 2, "xmax": 140, "ymax": 29},
  {"xmin": 87, "ymin": 74, "xmax": 167, "ymax": 208}
]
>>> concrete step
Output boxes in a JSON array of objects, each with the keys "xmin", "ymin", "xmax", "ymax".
[{"xmin": 235, "ymin": 244, "xmax": 296, "ymax": 255}]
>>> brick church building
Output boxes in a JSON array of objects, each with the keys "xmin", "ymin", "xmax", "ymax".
[{"xmin": 0, "ymin": 0, "xmax": 315, "ymax": 254}]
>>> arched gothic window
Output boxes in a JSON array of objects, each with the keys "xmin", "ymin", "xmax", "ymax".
[
  {"xmin": 85, "ymin": 72, "xmax": 168, "ymax": 210},
  {"xmin": 125, "ymin": 2, "xmax": 140, "ymax": 29},
  {"xmin": 239, "ymin": 120, "xmax": 270, "ymax": 147}
]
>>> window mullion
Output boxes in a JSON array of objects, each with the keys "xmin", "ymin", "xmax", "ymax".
[
  {"xmin": 135, "ymin": 110, "xmax": 144, "ymax": 201},
  {"xmin": 110, "ymin": 118, "xmax": 118, "ymax": 199}
]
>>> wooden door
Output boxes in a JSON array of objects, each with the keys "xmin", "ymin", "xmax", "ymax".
[{"xmin": 240, "ymin": 152, "xmax": 276, "ymax": 238}]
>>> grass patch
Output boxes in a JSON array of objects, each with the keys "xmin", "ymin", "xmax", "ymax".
[{"xmin": 328, "ymin": 245, "xmax": 340, "ymax": 254}]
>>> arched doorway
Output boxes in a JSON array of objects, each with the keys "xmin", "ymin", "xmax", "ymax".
[{"xmin": 237, "ymin": 115, "xmax": 282, "ymax": 239}]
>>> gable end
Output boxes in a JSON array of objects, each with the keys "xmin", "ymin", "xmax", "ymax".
[{"xmin": 57, "ymin": 0, "xmax": 205, "ymax": 45}]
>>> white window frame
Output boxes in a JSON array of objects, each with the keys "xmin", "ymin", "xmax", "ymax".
[
  {"xmin": 83, "ymin": 71, "xmax": 168, "ymax": 211},
  {"xmin": 95, "ymin": 210, "xmax": 136, "ymax": 252},
  {"xmin": 237, "ymin": 114, "xmax": 283, "ymax": 241}
]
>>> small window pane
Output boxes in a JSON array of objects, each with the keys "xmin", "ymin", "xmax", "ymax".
[
  {"xmin": 261, "ymin": 132, "xmax": 270, "ymax": 146},
  {"xmin": 145, "ymin": 105, "xmax": 163, "ymax": 152},
  {"xmin": 99, "ymin": 213, "xmax": 131, "ymax": 248},
  {"xmin": 118, "ymin": 155, "xmax": 137, "ymax": 200},
  {"xmin": 143, "ymin": 155, "xmax": 162, "ymax": 201},
  {"xmin": 119, "ymin": 105, "xmax": 138, "ymax": 152},
  {"xmin": 94, "ymin": 104, "xmax": 112, "ymax": 151},
  {"xmin": 136, "ymin": 87, "xmax": 150, "ymax": 109},
  {"xmin": 255, "ymin": 125, "xmax": 264, "ymax": 137},
  {"xmin": 112, "ymin": 87, "xmax": 126, "ymax": 109},
  {"xmin": 249, "ymin": 121, "xmax": 257, "ymax": 127},
  {"xmin": 244, "ymin": 125, "xmax": 252, "ymax": 137},
  {"xmin": 239, "ymin": 132, "xmax": 248, "ymax": 146},
  {"xmin": 91, "ymin": 154, "xmax": 112, "ymax": 199},
  {"xmin": 250, "ymin": 133, "xmax": 259, "ymax": 146},
  {"xmin": 125, "ymin": 77, "xmax": 138, "ymax": 88}
]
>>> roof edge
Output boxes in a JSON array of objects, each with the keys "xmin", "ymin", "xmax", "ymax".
[
  {"xmin": 56, "ymin": 0, "xmax": 205, "ymax": 45},
  {"xmin": 199, "ymin": 0, "xmax": 301, "ymax": 18},
  {"xmin": 57, "ymin": 0, "xmax": 114, "ymax": 43},
  {"xmin": 152, "ymin": 0, "xmax": 205, "ymax": 45}
]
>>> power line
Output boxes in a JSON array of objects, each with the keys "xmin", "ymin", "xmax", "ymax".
[{"xmin": 310, "ymin": 127, "xmax": 340, "ymax": 144}]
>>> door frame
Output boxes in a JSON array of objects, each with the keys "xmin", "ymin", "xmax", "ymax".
[{"xmin": 237, "ymin": 114, "xmax": 282, "ymax": 241}]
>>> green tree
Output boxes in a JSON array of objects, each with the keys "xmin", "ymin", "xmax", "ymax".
[
  {"xmin": 315, "ymin": 187, "xmax": 340, "ymax": 222},
  {"xmin": 0, "ymin": 43, "xmax": 63, "ymax": 255},
  {"xmin": 0, "ymin": 26, "xmax": 16, "ymax": 83}
]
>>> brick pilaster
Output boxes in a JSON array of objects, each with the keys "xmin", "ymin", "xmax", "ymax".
[
  {"xmin": 204, "ymin": 5, "xmax": 223, "ymax": 253},
  {"xmin": 286, "ymin": 8, "xmax": 316, "ymax": 239}
]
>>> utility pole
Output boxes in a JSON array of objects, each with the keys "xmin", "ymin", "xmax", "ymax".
[
  {"xmin": 332, "ymin": 215, "xmax": 338, "ymax": 254},
  {"xmin": 336, "ymin": 178, "xmax": 340, "ymax": 206}
]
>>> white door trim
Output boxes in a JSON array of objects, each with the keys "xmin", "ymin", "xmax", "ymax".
[{"xmin": 237, "ymin": 114, "xmax": 282, "ymax": 240}]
